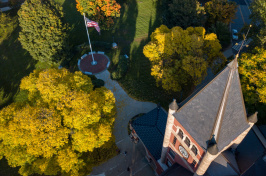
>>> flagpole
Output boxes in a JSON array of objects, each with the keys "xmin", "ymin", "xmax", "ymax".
[{"xmin": 83, "ymin": 13, "xmax": 97, "ymax": 65}]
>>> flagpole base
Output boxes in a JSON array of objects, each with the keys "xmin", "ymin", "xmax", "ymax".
[{"xmin": 91, "ymin": 61, "xmax": 97, "ymax": 65}]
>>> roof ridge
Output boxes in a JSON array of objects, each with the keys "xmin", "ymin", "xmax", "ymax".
[
  {"xmin": 211, "ymin": 66, "xmax": 234, "ymax": 142},
  {"xmin": 175, "ymin": 66, "xmax": 229, "ymax": 113}
]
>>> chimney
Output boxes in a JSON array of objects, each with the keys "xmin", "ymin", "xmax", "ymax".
[{"xmin": 160, "ymin": 99, "xmax": 178, "ymax": 163}]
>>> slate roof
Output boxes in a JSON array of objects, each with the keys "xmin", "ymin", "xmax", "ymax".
[
  {"xmin": 173, "ymin": 60, "xmax": 250, "ymax": 151},
  {"xmin": 258, "ymin": 125, "xmax": 266, "ymax": 138},
  {"xmin": 159, "ymin": 163, "xmax": 193, "ymax": 176},
  {"xmin": 206, "ymin": 155, "xmax": 238, "ymax": 176},
  {"xmin": 221, "ymin": 150, "xmax": 240, "ymax": 174},
  {"xmin": 236, "ymin": 128, "xmax": 266, "ymax": 175},
  {"xmin": 132, "ymin": 106, "xmax": 167, "ymax": 160}
]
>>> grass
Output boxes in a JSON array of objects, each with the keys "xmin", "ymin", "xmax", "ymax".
[
  {"xmin": 51, "ymin": 0, "xmax": 184, "ymax": 108},
  {"xmin": 0, "ymin": 9, "xmax": 36, "ymax": 109}
]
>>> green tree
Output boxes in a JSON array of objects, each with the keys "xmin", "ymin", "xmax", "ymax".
[
  {"xmin": 0, "ymin": 12, "xmax": 13, "ymax": 42},
  {"xmin": 205, "ymin": 0, "xmax": 237, "ymax": 25},
  {"xmin": 18, "ymin": 0, "xmax": 68, "ymax": 64},
  {"xmin": 0, "ymin": 68, "xmax": 116, "ymax": 176},
  {"xmin": 143, "ymin": 25, "xmax": 225, "ymax": 92},
  {"xmin": 239, "ymin": 47, "xmax": 266, "ymax": 104},
  {"xmin": 208, "ymin": 21, "xmax": 231, "ymax": 48},
  {"xmin": 76, "ymin": 0, "xmax": 121, "ymax": 30},
  {"xmin": 250, "ymin": 0, "xmax": 266, "ymax": 47},
  {"xmin": 167, "ymin": 0, "xmax": 205, "ymax": 29}
]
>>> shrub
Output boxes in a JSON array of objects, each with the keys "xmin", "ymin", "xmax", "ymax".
[
  {"xmin": 92, "ymin": 79, "xmax": 105, "ymax": 89},
  {"xmin": 111, "ymin": 55, "xmax": 129, "ymax": 80}
]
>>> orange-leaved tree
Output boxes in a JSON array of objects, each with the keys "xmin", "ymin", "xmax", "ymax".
[
  {"xmin": 76, "ymin": 0, "xmax": 121, "ymax": 30},
  {"xmin": 0, "ymin": 68, "xmax": 116, "ymax": 176}
]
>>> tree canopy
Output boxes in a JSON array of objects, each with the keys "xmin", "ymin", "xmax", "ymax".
[
  {"xmin": 208, "ymin": 21, "xmax": 231, "ymax": 48},
  {"xmin": 166, "ymin": 0, "xmax": 205, "ymax": 29},
  {"xmin": 143, "ymin": 25, "xmax": 225, "ymax": 92},
  {"xmin": 76, "ymin": 0, "xmax": 121, "ymax": 30},
  {"xmin": 205, "ymin": 0, "xmax": 237, "ymax": 25},
  {"xmin": 18, "ymin": 0, "xmax": 68, "ymax": 64},
  {"xmin": 0, "ymin": 68, "xmax": 116, "ymax": 176},
  {"xmin": 250, "ymin": 0, "xmax": 266, "ymax": 47},
  {"xmin": 0, "ymin": 12, "xmax": 13, "ymax": 42},
  {"xmin": 239, "ymin": 47, "xmax": 266, "ymax": 105}
]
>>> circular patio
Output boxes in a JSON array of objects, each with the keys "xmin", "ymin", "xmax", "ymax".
[{"xmin": 78, "ymin": 53, "xmax": 110, "ymax": 75}]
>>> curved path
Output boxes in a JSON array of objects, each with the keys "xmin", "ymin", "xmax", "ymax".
[{"xmin": 90, "ymin": 70, "xmax": 157, "ymax": 176}]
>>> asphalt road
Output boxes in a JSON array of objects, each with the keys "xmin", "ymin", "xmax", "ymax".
[{"xmin": 231, "ymin": 0, "xmax": 252, "ymax": 32}]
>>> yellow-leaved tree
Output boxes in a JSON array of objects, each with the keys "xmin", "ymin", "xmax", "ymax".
[
  {"xmin": 143, "ymin": 25, "xmax": 225, "ymax": 92},
  {"xmin": 0, "ymin": 68, "xmax": 116, "ymax": 176}
]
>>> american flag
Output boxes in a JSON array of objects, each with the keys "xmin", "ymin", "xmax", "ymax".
[{"xmin": 85, "ymin": 17, "xmax": 100, "ymax": 34}]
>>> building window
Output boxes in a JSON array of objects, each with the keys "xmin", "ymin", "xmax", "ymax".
[
  {"xmin": 191, "ymin": 145, "xmax": 198, "ymax": 155},
  {"xmin": 192, "ymin": 160, "xmax": 197, "ymax": 167},
  {"xmin": 184, "ymin": 137, "xmax": 190, "ymax": 147},
  {"xmin": 169, "ymin": 148, "xmax": 176, "ymax": 159},
  {"xmin": 173, "ymin": 136, "xmax": 177, "ymax": 146},
  {"xmin": 167, "ymin": 159, "xmax": 172, "ymax": 167},
  {"xmin": 178, "ymin": 129, "xmax": 183, "ymax": 139}
]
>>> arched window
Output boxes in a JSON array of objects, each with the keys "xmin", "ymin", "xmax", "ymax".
[
  {"xmin": 192, "ymin": 145, "xmax": 198, "ymax": 155},
  {"xmin": 178, "ymin": 129, "xmax": 183, "ymax": 139},
  {"xmin": 192, "ymin": 160, "xmax": 197, "ymax": 167},
  {"xmin": 173, "ymin": 136, "xmax": 177, "ymax": 146},
  {"xmin": 184, "ymin": 137, "xmax": 190, "ymax": 147}
]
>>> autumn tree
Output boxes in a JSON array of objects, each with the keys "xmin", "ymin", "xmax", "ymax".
[
  {"xmin": 76, "ymin": 0, "xmax": 121, "ymax": 30},
  {"xmin": 250, "ymin": 0, "xmax": 266, "ymax": 47},
  {"xmin": 143, "ymin": 25, "xmax": 225, "ymax": 92},
  {"xmin": 0, "ymin": 68, "xmax": 116, "ymax": 176},
  {"xmin": 239, "ymin": 47, "xmax": 266, "ymax": 105},
  {"xmin": 0, "ymin": 12, "xmax": 13, "ymax": 41},
  {"xmin": 205, "ymin": 0, "xmax": 237, "ymax": 25},
  {"xmin": 166, "ymin": 0, "xmax": 205, "ymax": 29},
  {"xmin": 18, "ymin": 0, "xmax": 68, "ymax": 64}
]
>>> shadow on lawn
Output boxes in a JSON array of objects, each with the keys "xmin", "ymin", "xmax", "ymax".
[
  {"xmin": 118, "ymin": 0, "xmax": 185, "ymax": 109},
  {"xmin": 0, "ymin": 17, "xmax": 36, "ymax": 109}
]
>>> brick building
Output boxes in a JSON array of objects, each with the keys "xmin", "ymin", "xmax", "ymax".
[{"xmin": 131, "ymin": 58, "xmax": 266, "ymax": 176}]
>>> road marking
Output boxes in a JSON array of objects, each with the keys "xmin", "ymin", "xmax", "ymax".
[
  {"xmin": 116, "ymin": 138, "xmax": 126, "ymax": 144},
  {"xmin": 243, "ymin": 0, "xmax": 252, "ymax": 14},
  {"xmin": 239, "ymin": 6, "xmax": 245, "ymax": 24}
]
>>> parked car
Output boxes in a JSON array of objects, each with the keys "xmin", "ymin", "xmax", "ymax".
[{"xmin": 232, "ymin": 29, "xmax": 238, "ymax": 40}]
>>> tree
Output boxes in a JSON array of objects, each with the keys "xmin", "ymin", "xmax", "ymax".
[
  {"xmin": 18, "ymin": 0, "xmax": 68, "ymax": 64},
  {"xmin": 250, "ymin": 0, "xmax": 266, "ymax": 47},
  {"xmin": 0, "ymin": 68, "xmax": 116, "ymax": 176},
  {"xmin": 0, "ymin": 12, "xmax": 13, "ymax": 41},
  {"xmin": 208, "ymin": 21, "xmax": 231, "ymax": 48},
  {"xmin": 166, "ymin": 0, "xmax": 205, "ymax": 29},
  {"xmin": 143, "ymin": 25, "xmax": 225, "ymax": 92},
  {"xmin": 76, "ymin": 0, "xmax": 121, "ymax": 30},
  {"xmin": 239, "ymin": 47, "xmax": 266, "ymax": 105},
  {"xmin": 205, "ymin": 0, "xmax": 237, "ymax": 25}
]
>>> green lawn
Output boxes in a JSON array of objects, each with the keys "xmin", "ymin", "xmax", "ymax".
[
  {"xmin": 54, "ymin": 0, "xmax": 186, "ymax": 108},
  {"xmin": 0, "ymin": 10, "xmax": 36, "ymax": 109}
]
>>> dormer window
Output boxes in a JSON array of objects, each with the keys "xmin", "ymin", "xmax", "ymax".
[
  {"xmin": 192, "ymin": 145, "xmax": 198, "ymax": 155},
  {"xmin": 184, "ymin": 137, "xmax": 190, "ymax": 147},
  {"xmin": 178, "ymin": 129, "xmax": 183, "ymax": 139}
]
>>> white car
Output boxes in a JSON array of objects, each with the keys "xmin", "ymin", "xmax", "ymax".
[{"xmin": 232, "ymin": 29, "xmax": 238, "ymax": 40}]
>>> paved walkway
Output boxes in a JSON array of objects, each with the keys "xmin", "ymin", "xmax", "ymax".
[{"xmin": 90, "ymin": 70, "xmax": 157, "ymax": 176}]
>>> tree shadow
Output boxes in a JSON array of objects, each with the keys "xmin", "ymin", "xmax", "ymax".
[
  {"xmin": 117, "ymin": 0, "xmax": 184, "ymax": 108},
  {"xmin": 0, "ymin": 17, "xmax": 36, "ymax": 109},
  {"xmin": 62, "ymin": 0, "xmax": 88, "ymax": 46}
]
